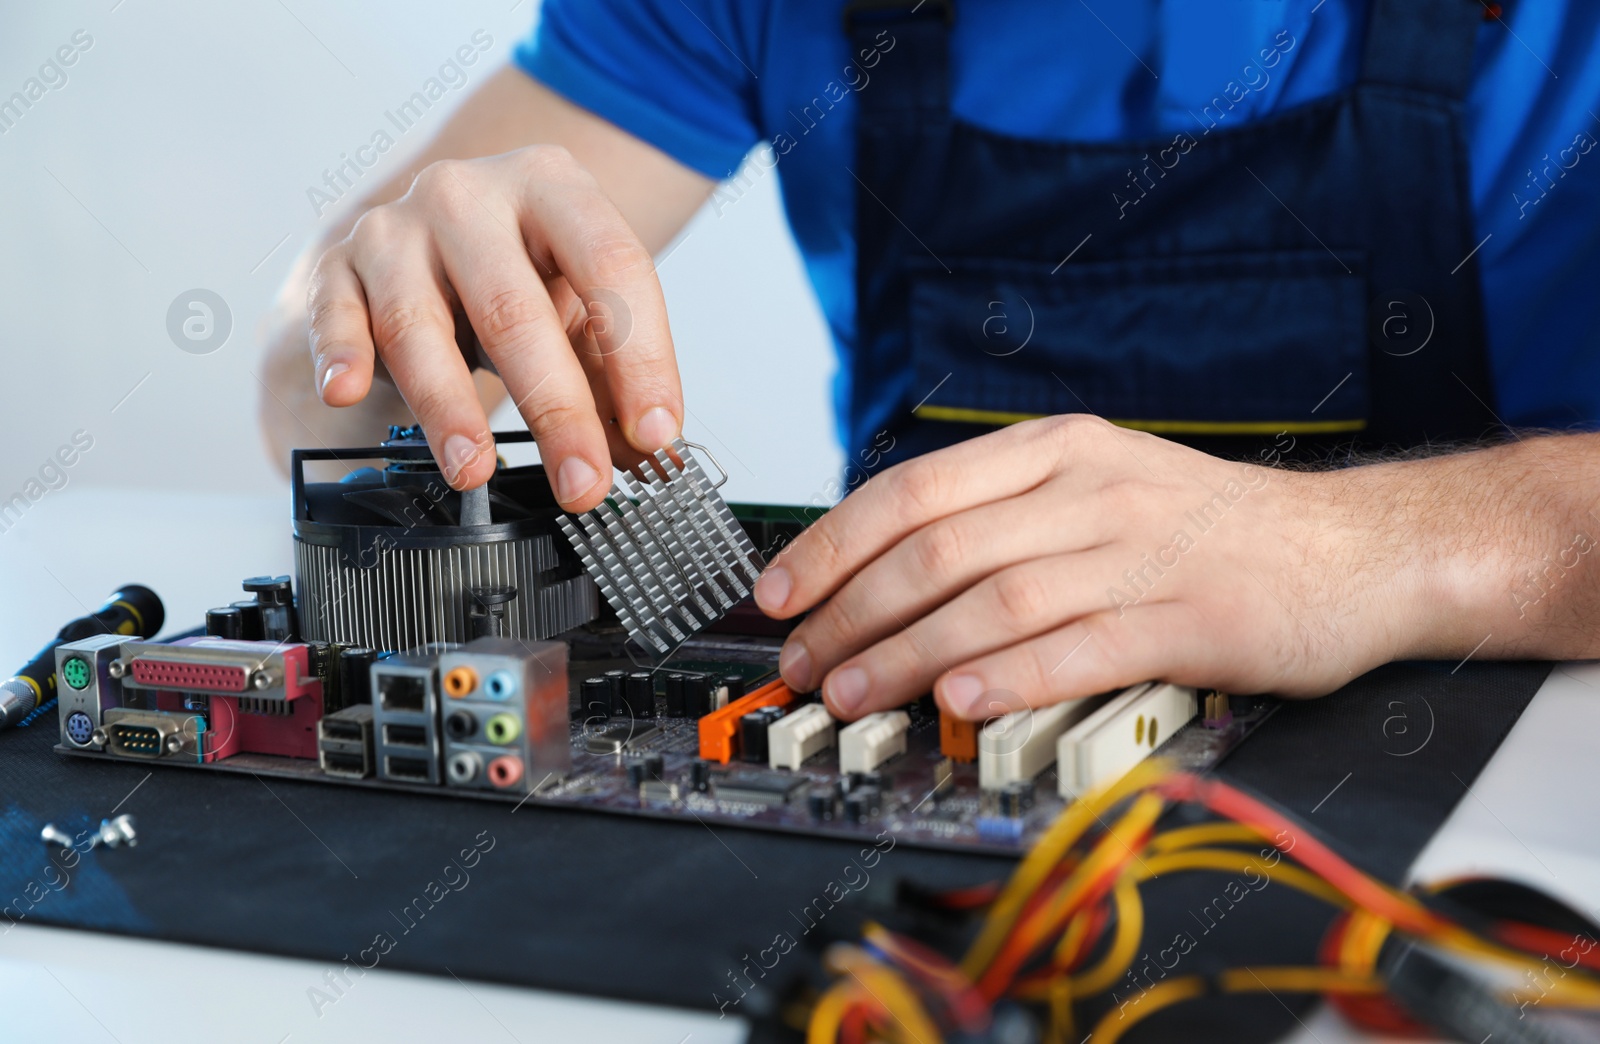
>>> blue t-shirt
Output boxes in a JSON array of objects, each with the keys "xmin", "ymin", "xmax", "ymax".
[{"xmin": 515, "ymin": 1, "xmax": 1600, "ymax": 442}]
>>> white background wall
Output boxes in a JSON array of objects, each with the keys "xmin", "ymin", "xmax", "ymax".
[{"xmin": 0, "ymin": 0, "xmax": 842, "ymax": 516}]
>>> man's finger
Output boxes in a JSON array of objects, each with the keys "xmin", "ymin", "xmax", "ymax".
[
  {"xmin": 351, "ymin": 236, "xmax": 497, "ymax": 491},
  {"xmin": 812, "ymin": 548, "xmax": 1134, "ymax": 719},
  {"xmin": 932, "ymin": 602, "xmax": 1218, "ymax": 720},
  {"xmin": 435, "ymin": 210, "xmax": 610, "ymax": 510},
  {"xmin": 511, "ymin": 148, "xmax": 683, "ymax": 454},
  {"xmin": 306, "ymin": 246, "xmax": 376, "ymax": 408},
  {"xmin": 780, "ymin": 491, "xmax": 1114, "ymax": 691},
  {"xmin": 756, "ymin": 417, "xmax": 1100, "ymax": 619}
]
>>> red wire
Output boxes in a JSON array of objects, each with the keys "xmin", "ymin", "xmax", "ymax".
[
  {"xmin": 1494, "ymin": 921, "xmax": 1600, "ymax": 972},
  {"xmin": 1157, "ymin": 774, "xmax": 1446, "ymax": 937},
  {"xmin": 980, "ymin": 833, "xmax": 1149, "ymax": 1000},
  {"xmin": 934, "ymin": 881, "xmax": 1004, "ymax": 910}
]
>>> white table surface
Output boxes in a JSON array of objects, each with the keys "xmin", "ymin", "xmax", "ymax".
[{"xmin": 2, "ymin": 487, "xmax": 1595, "ymax": 1043}]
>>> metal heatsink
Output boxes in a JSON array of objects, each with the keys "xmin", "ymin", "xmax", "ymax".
[{"xmin": 557, "ymin": 439, "xmax": 764, "ymax": 655}]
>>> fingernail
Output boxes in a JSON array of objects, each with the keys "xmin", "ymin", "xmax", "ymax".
[
  {"xmin": 442, "ymin": 434, "xmax": 482, "ymax": 481},
  {"xmin": 827, "ymin": 667, "xmax": 867, "ymax": 717},
  {"xmin": 778, "ymin": 641, "xmax": 811, "ymax": 691},
  {"xmin": 942, "ymin": 674, "xmax": 985, "ymax": 717},
  {"xmin": 556, "ymin": 456, "xmax": 601, "ymax": 503},
  {"xmin": 634, "ymin": 406, "xmax": 679, "ymax": 450},
  {"xmin": 754, "ymin": 566, "xmax": 791, "ymax": 613},
  {"xmin": 319, "ymin": 362, "xmax": 349, "ymax": 397}
]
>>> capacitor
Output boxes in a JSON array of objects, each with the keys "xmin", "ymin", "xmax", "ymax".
[
  {"xmin": 604, "ymin": 669, "xmax": 628, "ymax": 717},
  {"xmin": 642, "ymin": 752, "xmax": 664, "ymax": 780},
  {"xmin": 205, "ymin": 606, "xmax": 244, "ymax": 639},
  {"xmin": 690, "ymin": 758, "xmax": 711, "ymax": 792},
  {"xmin": 740, "ymin": 706, "xmax": 785, "ymax": 764},
  {"xmin": 844, "ymin": 787, "xmax": 881, "ymax": 824},
  {"xmin": 230, "ymin": 600, "xmax": 265, "ymax": 641},
  {"xmin": 665, "ymin": 673, "xmax": 688, "ymax": 717},
  {"xmin": 626, "ymin": 757, "xmax": 647, "ymax": 789},
  {"xmin": 684, "ymin": 673, "xmax": 713, "ymax": 718},
  {"xmin": 808, "ymin": 782, "xmax": 842, "ymax": 822},
  {"xmin": 581, "ymin": 677, "xmax": 611, "ymax": 721},
  {"xmin": 721, "ymin": 673, "xmax": 746, "ymax": 702},
  {"xmin": 998, "ymin": 780, "xmax": 1036, "ymax": 819},
  {"xmin": 625, "ymin": 672, "xmax": 655, "ymax": 719},
  {"xmin": 338, "ymin": 647, "xmax": 376, "ymax": 706},
  {"xmin": 242, "ymin": 575, "xmax": 296, "ymax": 642}
]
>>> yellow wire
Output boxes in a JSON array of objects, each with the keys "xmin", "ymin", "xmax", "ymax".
[
  {"xmin": 1218, "ymin": 966, "xmax": 1384, "ymax": 995},
  {"xmin": 1085, "ymin": 975, "xmax": 1207, "ymax": 1043},
  {"xmin": 1003, "ymin": 794, "xmax": 1168, "ymax": 972},
  {"xmin": 961, "ymin": 759, "xmax": 1173, "ymax": 979},
  {"xmin": 1068, "ymin": 875, "xmax": 1146, "ymax": 997},
  {"xmin": 806, "ymin": 983, "xmax": 859, "ymax": 1044},
  {"xmin": 1053, "ymin": 909, "xmax": 1099, "ymax": 978},
  {"xmin": 1145, "ymin": 823, "xmax": 1264, "ymax": 854},
  {"xmin": 825, "ymin": 945, "xmax": 946, "ymax": 1044},
  {"xmin": 1134, "ymin": 848, "xmax": 1349, "ymax": 909}
]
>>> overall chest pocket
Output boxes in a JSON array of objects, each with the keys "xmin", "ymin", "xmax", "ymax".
[{"xmin": 907, "ymin": 250, "xmax": 1369, "ymax": 434}]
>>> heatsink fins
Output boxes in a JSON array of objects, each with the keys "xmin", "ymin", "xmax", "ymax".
[{"xmin": 556, "ymin": 438, "xmax": 765, "ymax": 655}]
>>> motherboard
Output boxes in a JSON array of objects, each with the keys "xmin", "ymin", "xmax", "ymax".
[{"xmin": 52, "ymin": 428, "xmax": 1274, "ymax": 854}]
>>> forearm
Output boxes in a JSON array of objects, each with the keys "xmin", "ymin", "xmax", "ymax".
[{"xmin": 1362, "ymin": 433, "xmax": 1600, "ymax": 663}]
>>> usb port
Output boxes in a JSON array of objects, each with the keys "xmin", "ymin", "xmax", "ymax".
[
  {"xmin": 384, "ymin": 756, "xmax": 431, "ymax": 782},
  {"xmin": 321, "ymin": 719, "xmax": 364, "ymax": 742},
  {"xmin": 320, "ymin": 751, "xmax": 368, "ymax": 778},
  {"xmin": 383, "ymin": 723, "xmax": 428, "ymax": 748}
]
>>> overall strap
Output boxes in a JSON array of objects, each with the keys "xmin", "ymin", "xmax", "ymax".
[
  {"xmin": 844, "ymin": 0, "xmax": 954, "ymax": 128},
  {"xmin": 1360, "ymin": 0, "xmax": 1483, "ymax": 100}
]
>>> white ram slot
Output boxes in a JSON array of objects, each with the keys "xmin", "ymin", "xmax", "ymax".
[
  {"xmin": 767, "ymin": 703, "xmax": 836, "ymax": 770},
  {"xmin": 838, "ymin": 710, "xmax": 910, "ymax": 774},
  {"xmin": 1057, "ymin": 683, "xmax": 1198, "ymax": 800},
  {"xmin": 977, "ymin": 696, "xmax": 1107, "ymax": 791}
]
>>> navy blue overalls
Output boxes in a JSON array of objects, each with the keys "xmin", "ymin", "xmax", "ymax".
[{"xmin": 845, "ymin": 0, "xmax": 1497, "ymax": 470}]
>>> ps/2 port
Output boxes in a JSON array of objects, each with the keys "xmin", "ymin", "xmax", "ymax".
[
  {"xmin": 443, "ymin": 666, "xmax": 478, "ymax": 699},
  {"xmin": 484, "ymin": 670, "xmax": 517, "ymax": 700},
  {"xmin": 445, "ymin": 710, "xmax": 477, "ymax": 740},
  {"xmin": 485, "ymin": 713, "xmax": 522, "ymax": 745},
  {"xmin": 65, "ymin": 711, "xmax": 94, "ymax": 746},
  {"xmin": 487, "ymin": 755, "xmax": 524, "ymax": 789},
  {"xmin": 61, "ymin": 656, "xmax": 92, "ymax": 691}
]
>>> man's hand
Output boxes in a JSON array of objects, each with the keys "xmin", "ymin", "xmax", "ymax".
[
  {"xmin": 754, "ymin": 415, "xmax": 1600, "ymax": 721},
  {"xmin": 309, "ymin": 145, "xmax": 682, "ymax": 507},
  {"xmin": 257, "ymin": 70, "xmax": 712, "ymax": 503}
]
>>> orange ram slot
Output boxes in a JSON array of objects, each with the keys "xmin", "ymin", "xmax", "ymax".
[{"xmin": 698, "ymin": 679, "xmax": 795, "ymax": 764}]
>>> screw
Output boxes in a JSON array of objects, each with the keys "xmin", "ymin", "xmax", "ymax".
[
  {"xmin": 97, "ymin": 815, "xmax": 137, "ymax": 848},
  {"xmin": 107, "ymin": 659, "xmax": 126, "ymax": 678},
  {"xmin": 40, "ymin": 824, "xmax": 74, "ymax": 848}
]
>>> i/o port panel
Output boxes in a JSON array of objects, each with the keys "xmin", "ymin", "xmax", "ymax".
[{"xmin": 437, "ymin": 637, "xmax": 568, "ymax": 794}]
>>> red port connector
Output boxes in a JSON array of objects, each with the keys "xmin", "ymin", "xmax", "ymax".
[{"xmin": 131, "ymin": 658, "xmax": 249, "ymax": 692}]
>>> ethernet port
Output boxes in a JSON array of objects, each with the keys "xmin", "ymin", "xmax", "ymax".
[
  {"xmin": 378, "ymin": 673, "xmax": 428, "ymax": 713},
  {"xmin": 383, "ymin": 723, "xmax": 429, "ymax": 748}
]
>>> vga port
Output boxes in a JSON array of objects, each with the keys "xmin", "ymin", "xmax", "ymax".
[{"xmin": 102, "ymin": 709, "xmax": 201, "ymax": 759}]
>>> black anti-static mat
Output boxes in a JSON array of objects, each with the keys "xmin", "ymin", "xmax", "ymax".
[{"xmin": 0, "ymin": 660, "xmax": 1548, "ymax": 1037}]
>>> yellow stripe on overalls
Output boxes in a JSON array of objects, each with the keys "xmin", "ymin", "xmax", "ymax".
[{"xmin": 913, "ymin": 404, "xmax": 1367, "ymax": 436}]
